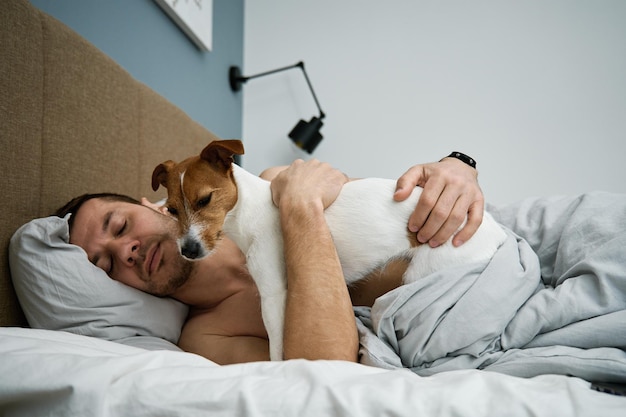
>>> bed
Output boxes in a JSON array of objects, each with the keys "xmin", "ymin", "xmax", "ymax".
[{"xmin": 2, "ymin": 1, "xmax": 625, "ymax": 416}]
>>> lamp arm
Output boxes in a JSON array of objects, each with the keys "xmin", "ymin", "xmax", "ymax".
[
  {"xmin": 229, "ymin": 62, "xmax": 325, "ymax": 119},
  {"xmin": 238, "ymin": 62, "xmax": 300, "ymax": 83},
  {"xmin": 296, "ymin": 62, "xmax": 325, "ymax": 120}
]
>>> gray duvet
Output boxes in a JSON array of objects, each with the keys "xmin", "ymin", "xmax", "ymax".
[{"xmin": 356, "ymin": 192, "xmax": 626, "ymax": 383}]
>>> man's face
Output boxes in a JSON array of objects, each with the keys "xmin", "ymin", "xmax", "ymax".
[{"xmin": 70, "ymin": 198, "xmax": 192, "ymax": 296}]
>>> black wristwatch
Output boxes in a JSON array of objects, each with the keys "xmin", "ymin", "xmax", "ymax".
[{"xmin": 443, "ymin": 152, "xmax": 476, "ymax": 169}]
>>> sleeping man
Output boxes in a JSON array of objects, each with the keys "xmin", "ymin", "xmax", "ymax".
[
  {"xmin": 55, "ymin": 155, "xmax": 485, "ymax": 365},
  {"xmin": 49, "ymin": 154, "xmax": 626, "ymax": 384}
]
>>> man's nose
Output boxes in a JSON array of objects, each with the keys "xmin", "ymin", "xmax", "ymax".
[{"xmin": 113, "ymin": 238, "xmax": 140, "ymax": 267}]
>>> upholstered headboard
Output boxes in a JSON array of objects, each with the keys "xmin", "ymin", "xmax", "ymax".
[{"xmin": 0, "ymin": 0, "xmax": 219, "ymax": 326}]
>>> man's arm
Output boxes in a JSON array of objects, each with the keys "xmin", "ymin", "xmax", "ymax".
[{"xmin": 270, "ymin": 159, "xmax": 359, "ymax": 361}]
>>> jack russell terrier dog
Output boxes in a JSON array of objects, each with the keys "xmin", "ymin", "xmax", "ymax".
[{"xmin": 152, "ymin": 140, "xmax": 507, "ymax": 361}]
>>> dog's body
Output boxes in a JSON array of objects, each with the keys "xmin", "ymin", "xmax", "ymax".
[{"xmin": 153, "ymin": 140, "xmax": 507, "ymax": 360}]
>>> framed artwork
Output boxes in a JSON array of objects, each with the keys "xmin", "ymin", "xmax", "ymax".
[{"xmin": 154, "ymin": 0, "xmax": 213, "ymax": 51}]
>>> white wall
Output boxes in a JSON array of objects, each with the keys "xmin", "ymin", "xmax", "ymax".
[{"xmin": 242, "ymin": 0, "xmax": 626, "ymax": 205}]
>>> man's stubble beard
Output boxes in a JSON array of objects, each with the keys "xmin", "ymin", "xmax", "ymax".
[
  {"xmin": 145, "ymin": 246, "xmax": 193, "ymax": 296},
  {"xmin": 143, "ymin": 213, "xmax": 194, "ymax": 297}
]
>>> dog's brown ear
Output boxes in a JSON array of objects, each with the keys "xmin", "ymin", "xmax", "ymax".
[
  {"xmin": 200, "ymin": 140, "xmax": 245, "ymax": 171},
  {"xmin": 151, "ymin": 160, "xmax": 176, "ymax": 191}
]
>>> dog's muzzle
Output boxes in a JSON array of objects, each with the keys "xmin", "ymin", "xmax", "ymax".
[{"xmin": 180, "ymin": 238, "xmax": 203, "ymax": 260}]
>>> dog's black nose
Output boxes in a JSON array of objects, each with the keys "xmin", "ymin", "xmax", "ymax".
[{"xmin": 181, "ymin": 240, "xmax": 202, "ymax": 260}]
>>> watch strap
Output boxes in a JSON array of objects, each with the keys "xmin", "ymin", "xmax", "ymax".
[{"xmin": 444, "ymin": 151, "xmax": 476, "ymax": 169}]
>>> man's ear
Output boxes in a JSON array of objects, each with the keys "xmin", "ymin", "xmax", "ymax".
[{"xmin": 140, "ymin": 197, "xmax": 166, "ymax": 213}]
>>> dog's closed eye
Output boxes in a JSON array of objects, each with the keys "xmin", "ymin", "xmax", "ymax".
[
  {"xmin": 167, "ymin": 206, "xmax": 179, "ymax": 217},
  {"xmin": 197, "ymin": 193, "xmax": 213, "ymax": 209}
]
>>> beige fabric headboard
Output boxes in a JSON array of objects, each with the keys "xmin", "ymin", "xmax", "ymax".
[{"xmin": 1, "ymin": 0, "xmax": 219, "ymax": 326}]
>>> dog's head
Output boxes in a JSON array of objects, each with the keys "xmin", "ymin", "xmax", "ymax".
[{"xmin": 151, "ymin": 140, "xmax": 245, "ymax": 260}]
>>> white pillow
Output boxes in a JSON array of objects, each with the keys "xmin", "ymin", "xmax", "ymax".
[{"xmin": 9, "ymin": 215, "xmax": 188, "ymax": 350}]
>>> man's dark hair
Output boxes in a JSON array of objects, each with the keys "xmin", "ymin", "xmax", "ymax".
[{"xmin": 54, "ymin": 193, "xmax": 141, "ymax": 230}]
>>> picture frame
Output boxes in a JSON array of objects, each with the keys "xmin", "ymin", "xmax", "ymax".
[{"xmin": 154, "ymin": 0, "xmax": 213, "ymax": 51}]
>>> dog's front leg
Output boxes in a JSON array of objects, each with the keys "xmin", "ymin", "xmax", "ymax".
[
  {"xmin": 245, "ymin": 243, "xmax": 288, "ymax": 361},
  {"xmin": 260, "ymin": 289, "xmax": 287, "ymax": 361}
]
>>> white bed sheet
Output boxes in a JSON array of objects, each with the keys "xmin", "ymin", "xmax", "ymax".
[{"xmin": 1, "ymin": 327, "xmax": 625, "ymax": 417}]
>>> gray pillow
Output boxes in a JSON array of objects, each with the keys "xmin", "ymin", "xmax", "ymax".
[{"xmin": 9, "ymin": 216, "xmax": 188, "ymax": 349}]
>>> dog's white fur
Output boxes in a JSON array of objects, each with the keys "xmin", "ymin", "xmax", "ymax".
[{"xmin": 154, "ymin": 141, "xmax": 507, "ymax": 361}]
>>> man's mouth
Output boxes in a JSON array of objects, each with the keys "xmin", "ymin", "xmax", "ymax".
[{"xmin": 145, "ymin": 243, "xmax": 162, "ymax": 276}]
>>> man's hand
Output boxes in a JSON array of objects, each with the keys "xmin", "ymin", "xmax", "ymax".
[
  {"xmin": 394, "ymin": 157, "xmax": 484, "ymax": 247},
  {"xmin": 269, "ymin": 159, "xmax": 349, "ymax": 212}
]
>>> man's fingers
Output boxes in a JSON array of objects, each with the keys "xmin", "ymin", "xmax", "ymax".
[
  {"xmin": 426, "ymin": 197, "xmax": 470, "ymax": 247},
  {"xmin": 452, "ymin": 201, "xmax": 484, "ymax": 247},
  {"xmin": 407, "ymin": 178, "xmax": 445, "ymax": 234},
  {"xmin": 417, "ymin": 189, "xmax": 484, "ymax": 247},
  {"xmin": 396, "ymin": 158, "xmax": 484, "ymax": 247},
  {"xmin": 394, "ymin": 166, "xmax": 426, "ymax": 202},
  {"xmin": 414, "ymin": 183, "xmax": 454, "ymax": 242}
]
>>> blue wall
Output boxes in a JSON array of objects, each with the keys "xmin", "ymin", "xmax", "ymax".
[{"xmin": 30, "ymin": 0, "xmax": 244, "ymax": 140}]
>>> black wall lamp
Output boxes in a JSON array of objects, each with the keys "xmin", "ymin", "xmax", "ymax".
[{"xmin": 229, "ymin": 62, "xmax": 326, "ymax": 153}]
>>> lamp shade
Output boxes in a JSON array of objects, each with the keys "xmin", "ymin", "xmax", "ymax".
[{"xmin": 289, "ymin": 116, "xmax": 324, "ymax": 154}]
